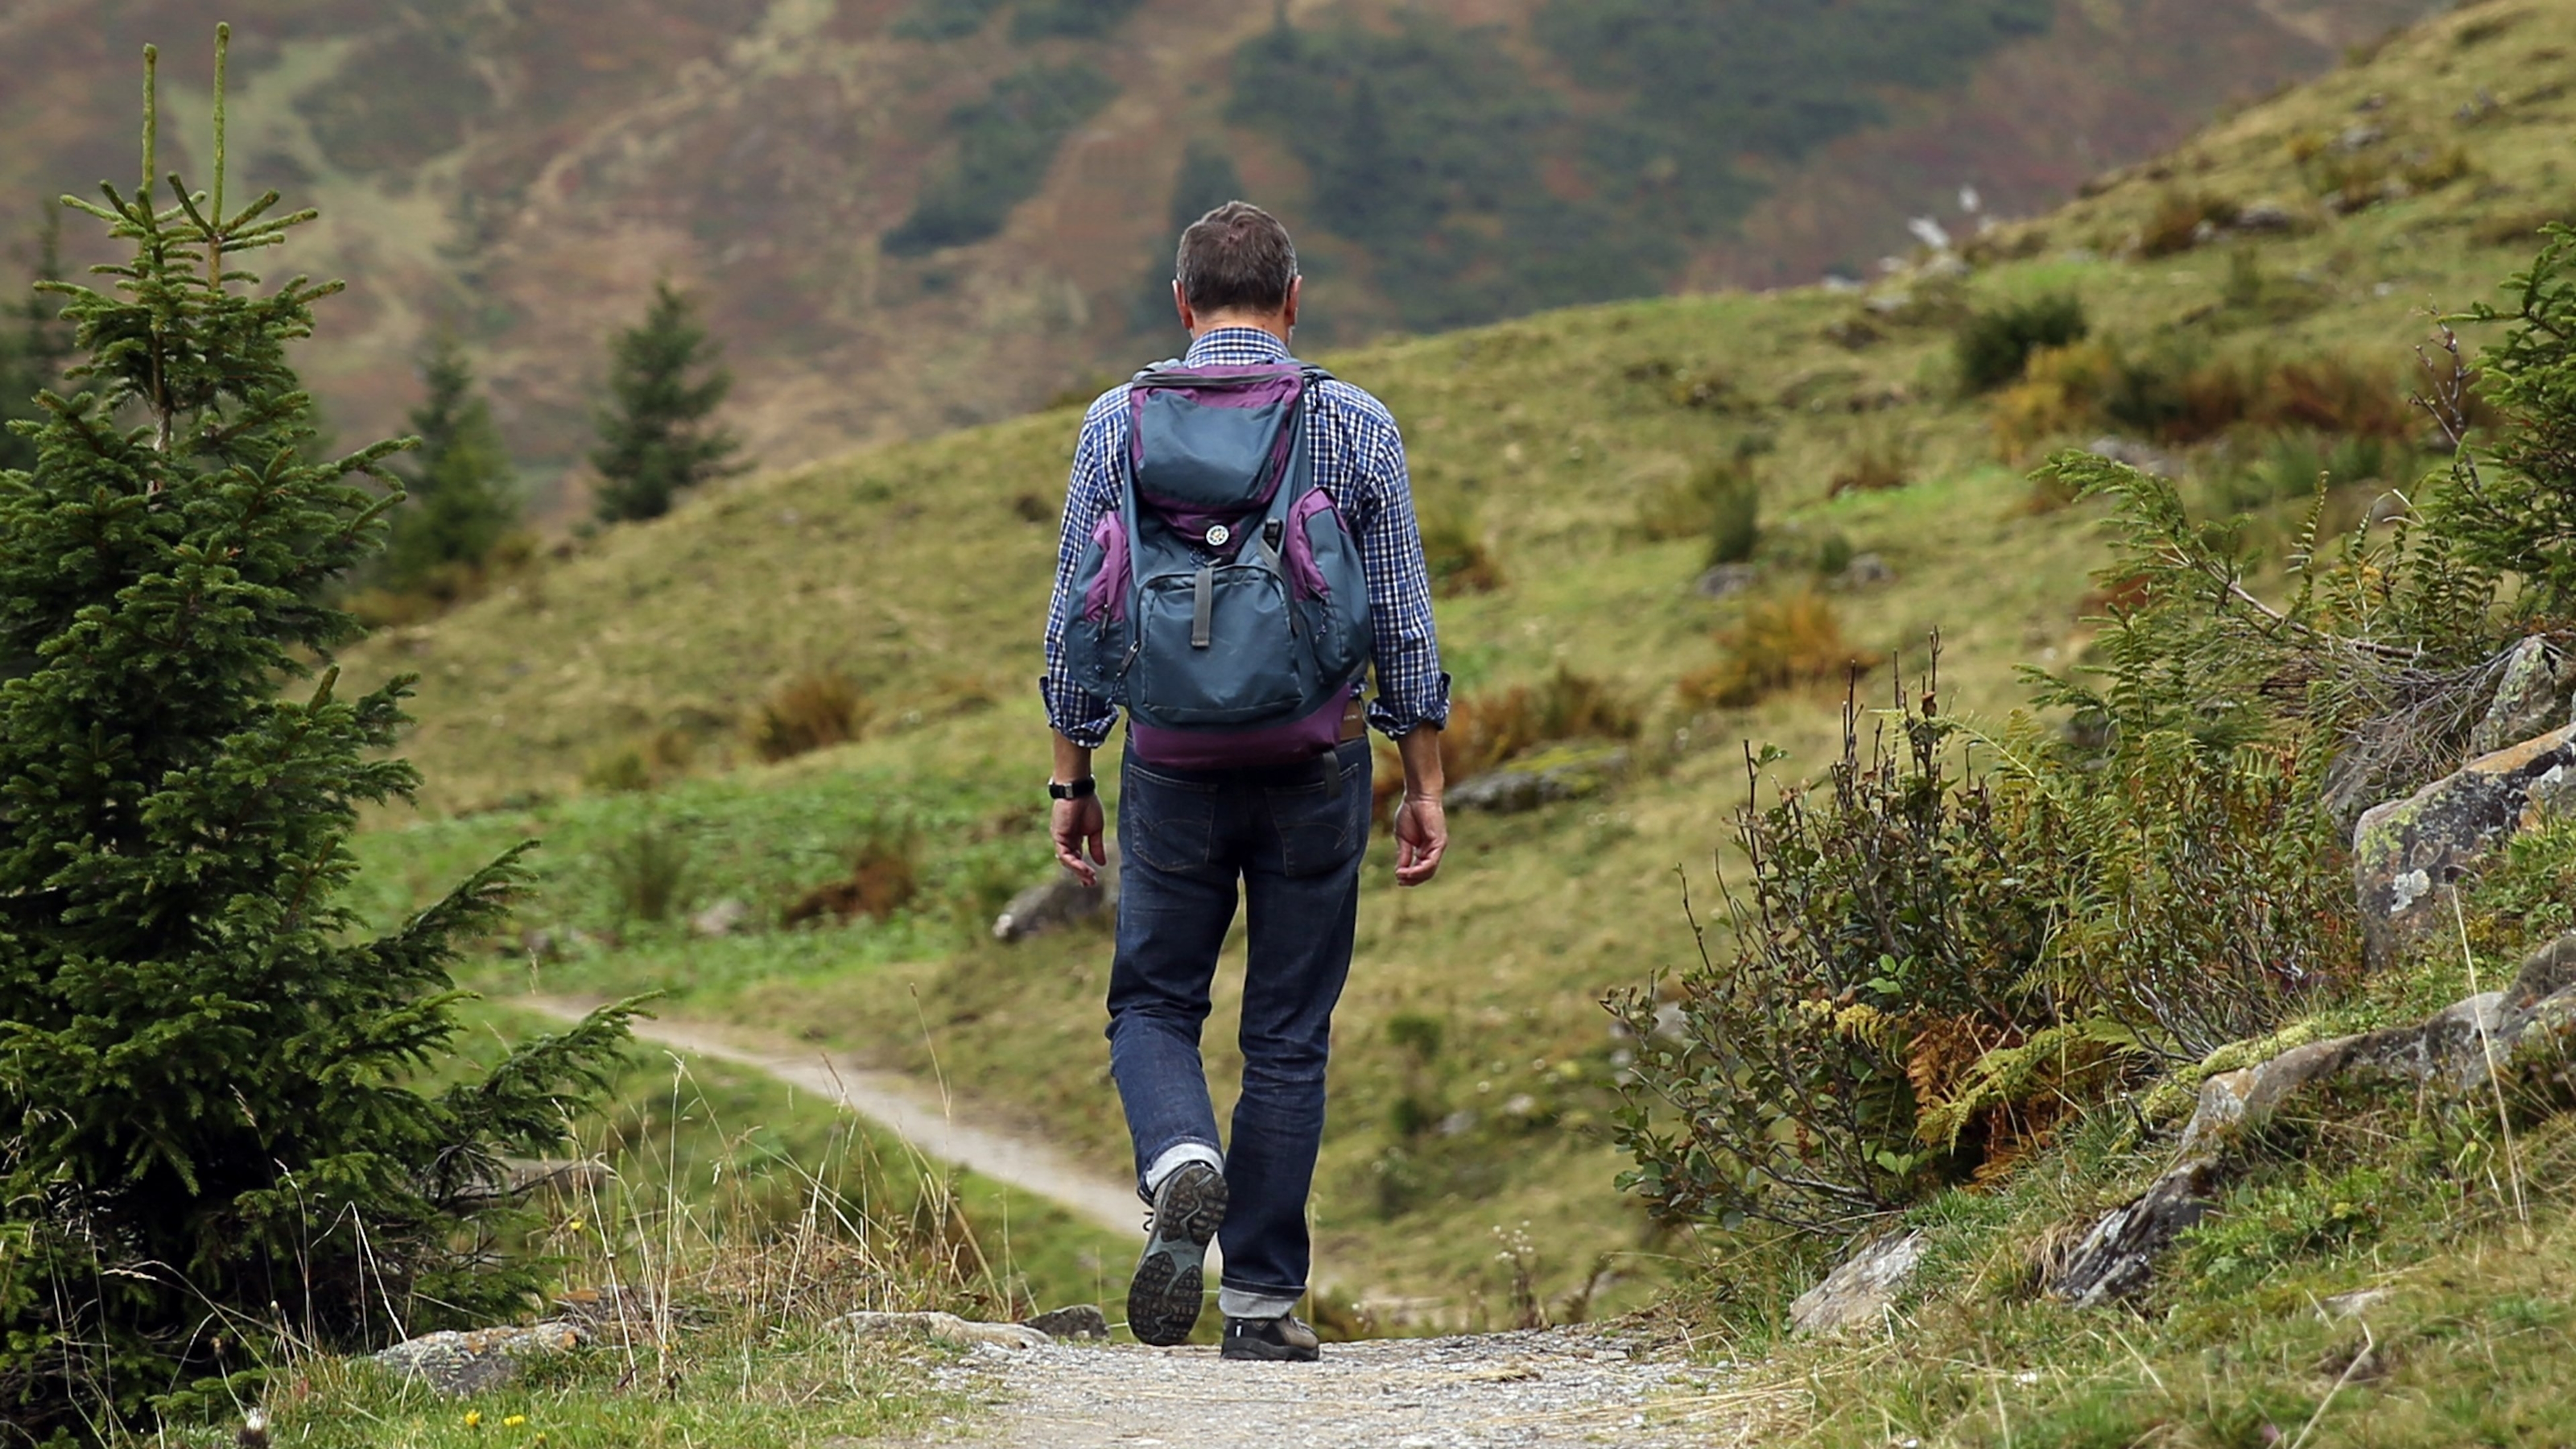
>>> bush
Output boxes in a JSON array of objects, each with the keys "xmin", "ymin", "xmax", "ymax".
[
  {"xmin": 1418, "ymin": 506, "xmax": 1506, "ymax": 595},
  {"xmin": 753, "ymin": 671, "xmax": 873, "ymax": 762},
  {"xmin": 1439, "ymin": 667, "xmax": 1640, "ymax": 782},
  {"xmin": 1827, "ymin": 436, "xmax": 1913, "ymax": 496},
  {"xmin": 1955, "ymin": 292, "xmax": 2090, "ymax": 394},
  {"xmin": 1636, "ymin": 456, "xmax": 1760, "ymax": 551},
  {"xmin": 606, "ymin": 824, "xmax": 696, "ymax": 924},
  {"xmin": 2434, "ymin": 225, "xmax": 2576, "ymax": 615},
  {"xmin": 1678, "ymin": 591, "xmax": 1861, "ymax": 708},
  {"xmin": 786, "ymin": 832, "xmax": 923, "ymax": 926},
  {"xmin": 2139, "ymin": 190, "xmax": 2240, "ymax": 258}
]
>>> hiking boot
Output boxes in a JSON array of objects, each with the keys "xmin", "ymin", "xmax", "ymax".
[
  {"xmin": 1126, "ymin": 1162, "xmax": 1226, "ymax": 1346},
  {"xmin": 1221, "ymin": 1314, "xmax": 1320, "ymax": 1363}
]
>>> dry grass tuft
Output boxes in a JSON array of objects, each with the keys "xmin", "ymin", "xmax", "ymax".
[
  {"xmin": 786, "ymin": 833, "xmax": 922, "ymax": 927},
  {"xmin": 753, "ymin": 671, "xmax": 873, "ymax": 762},
  {"xmin": 1680, "ymin": 591, "xmax": 1866, "ymax": 708}
]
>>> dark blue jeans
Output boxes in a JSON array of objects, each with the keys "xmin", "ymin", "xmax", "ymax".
[{"xmin": 1106, "ymin": 737, "xmax": 1373, "ymax": 1311}]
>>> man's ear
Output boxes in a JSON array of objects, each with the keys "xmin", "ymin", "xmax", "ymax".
[
  {"xmin": 1173, "ymin": 280, "xmax": 1195, "ymax": 333},
  {"xmin": 1282, "ymin": 276, "xmax": 1302, "ymax": 332}
]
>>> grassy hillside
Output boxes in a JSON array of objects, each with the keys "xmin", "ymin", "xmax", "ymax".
[
  {"xmin": 344, "ymin": 0, "xmax": 2576, "ymax": 1326},
  {"xmin": 0, "ymin": 0, "xmax": 2433, "ymax": 481}
]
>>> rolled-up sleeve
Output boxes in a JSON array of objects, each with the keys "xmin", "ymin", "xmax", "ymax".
[
  {"xmin": 1039, "ymin": 400, "xmax": 1124, "ymax": 748},
  {"xmin": 1355, "ymin": 427, "xmax": 1451, "ymax": 738}
]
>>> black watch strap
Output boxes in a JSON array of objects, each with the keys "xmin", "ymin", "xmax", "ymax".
[{"xmin": 1048, "ymin": 776, "xmax": 1097, "ymax": 801}]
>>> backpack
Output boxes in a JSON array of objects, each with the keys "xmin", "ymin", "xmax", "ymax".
[{"xmin": 1061, "ymin": 361, "xmax": 1373, "ymax": 769}]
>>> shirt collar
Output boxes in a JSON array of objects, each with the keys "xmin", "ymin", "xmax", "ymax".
[{"xmin": 1182, "ymin": 326, "xmax": 1292, "ymax": 367}]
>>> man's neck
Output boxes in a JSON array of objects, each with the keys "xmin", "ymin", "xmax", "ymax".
[{"xmin": 1189, "ymin": 314, "xmax": 1292, "ymax": 346}]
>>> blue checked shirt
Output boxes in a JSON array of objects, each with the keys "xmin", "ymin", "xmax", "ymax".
[{"xmin": 1041, "ymin": 327, "xmax": 1450, "ymax": 749}]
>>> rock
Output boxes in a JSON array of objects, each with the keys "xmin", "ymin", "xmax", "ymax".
[
  {"xmin": 2233, "ymin": 200, "xmax": 2301, "ymax": 233},
  {"xmin": 2049, "ymin": 1160, "xmax": 2223, "ymax": 1309},
  {"xmin": 2351, "ymin": 722, "xmax": 2576, "ymax": 965},
  {"xmin": 373, "ymin": 1321, "xmax": 588, "ymax": 1396},
  {"xmin": 1694, "ymin": 563, "xmax": 1761, "ymax": 599},
  {"xmin": 1789, "ymin": 1231, "xmax": 1926, "ymax": 1335},
  {"xmin": 836, "ymin": 1311, "xmax": 1051, "ymax": 1351},
  {"xmin": 2086, "ymin": 435, "xmax": 2178, "ymax": 479},
  {"xmin": 689, "ymin": 897, "xmax": 751, "ymax": 938},
  {"xmin": 2334, "ymin": 122, "xmax": 2387, "ymax": 153},
  {"xmin": 1021, "ymin": 1304, "xmax": 1110, "ymax": 1340},
  {"xmin": 1447, "ymin": 748, "xmax": 1629, "ymax": 815},
  {"xmin": 993, "ymin": 864, "xmax": 1114, "ymax": 943},
  {"xmin": 1832, "ymin": 553, "xmax": 1895, "ymax": 590},
  {"xmin": 2048, "ymin": 932, "xmax": 2576, "ymax": 1305},
  {"xmin": 2466, "ymin": 637, "xmax": 2576, "ymax": 758}
]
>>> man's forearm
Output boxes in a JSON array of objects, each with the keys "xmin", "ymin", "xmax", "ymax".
[
  {"xmin": 1052, "ymin": 733, "xmax": 1096, "ymax": 785},
  {"xmin": 1395, "ymin": 727, "xmax": 1444, "ymax": 801}
]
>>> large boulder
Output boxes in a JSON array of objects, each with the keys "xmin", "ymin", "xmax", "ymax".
[
  {"xmin": 1448, "ymin": 746, "xmax": 1629, "ymax": 815},
  {"xmin": 2047, "ymin": 932, "xmax": 2576, "ymax": 1305},
  {"xmin": 2351, "ymin": 722, "xmax": 2576, "ymax": 966}
]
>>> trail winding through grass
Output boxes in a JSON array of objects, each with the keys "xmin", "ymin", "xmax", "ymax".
[{"xmin": 524, "ymin": 996, "xmax": 1150, "ymax": 1242}]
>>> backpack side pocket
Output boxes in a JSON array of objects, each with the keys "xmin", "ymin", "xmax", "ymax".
[
  {"xmin": 1283, "ymin": 489, "xmax": 1372, "ymax": 686},
  {"xmin": 1067, "ymin": 511, "xmax": 1135, "ymax": 701}
]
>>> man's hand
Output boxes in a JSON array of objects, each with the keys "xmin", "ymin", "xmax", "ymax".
[
  {"xmin": 1052, "ymin": 795, "xmax": 1107, "ymax": 887},
  {"xmin": 1391, "ymin": 726, "xmax": 1448, "ymax": 888},
  {"xmin": 1392, "ymin": 794, "xmax": 1447, "ymax": 888}
]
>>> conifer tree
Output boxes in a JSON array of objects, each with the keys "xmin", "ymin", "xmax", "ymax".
[
  {"xmin": 0, "ymin": 32, "xmax": 634, "ymax": 1434},
  {"xmin": 0, "ymin": 204, "xmax": 70, "ymax": 474},
  {"xmin": 382, "ymin": 332, "xmax": 518, "ymax": 595},
  {"xmin": 589, "ymin": 280, "xmax": 741, "ymax": 523}
]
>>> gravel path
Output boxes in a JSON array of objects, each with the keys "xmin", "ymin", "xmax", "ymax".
[
  {"xmin": 935, "ymin": 1329, "xmax": 1735, "ymax": 1448},
  {"xmin": 522, "ymin": 996, "xmax": 1152, "ymax": 1241}
]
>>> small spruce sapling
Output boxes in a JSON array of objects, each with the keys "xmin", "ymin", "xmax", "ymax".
[
  {"xmin": 0, "ymin": 31, "xmax": 636, "ymax": 1435},
  {"xmin": 589, "ymin": 279, "xmax": 742, "ymax": 523},
  {"xmin": 382, "ymin": 332, "xmax": 518, "ymax": 597}
]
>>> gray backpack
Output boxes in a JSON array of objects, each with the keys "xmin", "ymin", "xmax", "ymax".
[{"xmin": 1059, "ymin": 361, "xmax": 1372, "ymax": 768}]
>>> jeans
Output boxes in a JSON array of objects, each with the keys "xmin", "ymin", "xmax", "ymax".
[{"xmin": 1106, "ymin": 737, "xmax": 1373, "ymax": 1312}]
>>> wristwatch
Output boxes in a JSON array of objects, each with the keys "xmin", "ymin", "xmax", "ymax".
[{"xmin": 1047, "ymin": 777, "xmax": 1097, "ymax": 801}]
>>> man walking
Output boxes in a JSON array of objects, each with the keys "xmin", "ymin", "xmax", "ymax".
[{"xmin": 1041, "ymin": 202, "xmax": 1449, "ymax": 1361}]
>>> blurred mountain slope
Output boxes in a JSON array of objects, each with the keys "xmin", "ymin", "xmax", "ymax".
[{"xmin": 0, "ymin": 0, "xmax": 2439, "ymax": 495}]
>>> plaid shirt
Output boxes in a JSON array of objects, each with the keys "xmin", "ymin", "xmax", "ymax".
[{"xmin": 1041, "ymin": 327, "xmax": 1449, "ymax": 749}]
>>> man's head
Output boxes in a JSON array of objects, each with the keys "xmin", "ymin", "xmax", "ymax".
[{"xmin": 1173, "ymin": 200, "xmax": 1300, "ymax": 341}]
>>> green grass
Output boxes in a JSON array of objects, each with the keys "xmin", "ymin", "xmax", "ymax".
[{"xmin": 341, "ymin": 0, "xmax": 2576, "ymax": 1333}]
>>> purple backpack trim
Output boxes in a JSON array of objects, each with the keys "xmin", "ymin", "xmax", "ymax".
[
  {"xmin": 1129, "ymin": 690, "xmax": 1349, "ymax": 770},
  {"xmin": 1081, "ymin": 511, "xmax": 1130, "ymax": 623},
  {"xmin": 1282, "ymin": 489, "xmax": 1336, "ymax": 601}
]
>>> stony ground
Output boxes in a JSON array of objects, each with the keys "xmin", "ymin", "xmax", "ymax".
[{"xmin": 928, "ymin": 1327, "xmax": 1740, "ymax": 1448}]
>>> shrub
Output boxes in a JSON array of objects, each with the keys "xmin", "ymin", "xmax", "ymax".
[
  {"xmin": 1678, "ymin": 591, "xmax": 1861, "ymax": 708},
  {"xmin": 753, "ymin": 671, "xmax": 873, "ymax": 762},
  {"xmin": 606, "ymin": 824, "xmax": 696, "ymax": 924},
  {"xmin": 1991, "ymin": 341, "xmax": 2117, "ymax": 456},
  {"xmin": 1418, "ymin": 506, "xmax": 1506, "ymax": 594},
  {"xmin": 2434, "ymin": 225, "xmax": 2576, "ymax": 615},
  {"xmin": 785, "ymin": 832, "xmax": 923, "ymax": 927},
  {"xmin": 1955, "ymin": 292, "xmax": 2089, "ymax": 394},
  {"xmin": 1828, "ymin": 436, "xmax": 1913, "ymax": 497},
  {"xmin": 2139, "ymin": 190, "xmax": 2240, "ymax": 258},
  {"xmin": 1439, "ymin": 667, "xmax": 1640, "ymax": 782},
  {"xmin": 2265, "ymin": 354, "xmax": 2417, "ymax": 440},
  {"xmin": 1636, "ymin": 456, "xmax": 1759, "ymax": 551}
]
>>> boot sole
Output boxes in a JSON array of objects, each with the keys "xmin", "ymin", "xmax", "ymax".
[
  {"xmin": 1220, "ymin": 1336, "xmax": 1320, "ymax": 1363},
  {"xmin": 1127, "ymin": 1166, "xmax": 1227, "ymax": 1347}
]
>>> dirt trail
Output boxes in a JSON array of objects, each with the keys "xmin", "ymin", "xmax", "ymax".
[
  {"xmin": 943, "ymin": 1329, "xmax": 1736, "ymax": 1448},
  {"xmin": 521, "ymin": 997, "xmax": 1148, "ymax": 1241},
  {"xmin": 527, "ymin": 1000, "xmax": 1740, "ymax": 1445}
]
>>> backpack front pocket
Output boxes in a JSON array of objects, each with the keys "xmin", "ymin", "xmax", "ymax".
[{"xmin": 1133, "ymin": 566, "xmax": 1307, "ymax": 725}]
